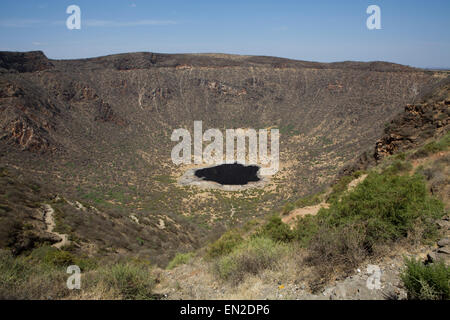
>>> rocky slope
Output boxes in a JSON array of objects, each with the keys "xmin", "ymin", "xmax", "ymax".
[{"xmin": 339, "ymin": 77, "xmax": 450, "ymax": 177}]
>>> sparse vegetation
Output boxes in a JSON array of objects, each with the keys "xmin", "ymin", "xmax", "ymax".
[
  {"xmin": 257, "ymin": 215, "xmax": 294, "ymax": 243},
  {"xmin": 213, "ymin": 237, "xmax": 288, "ymax": 284},
  {"xmin": 291, "ymin": 168, "xmax": 444, "ymax": 285},
  {"xmin": 206, "ymin": 230, "xmax": 243, "ymax": 259},
  {"xmin": 281, "ymin": 202, "xmax": 295, "ymax": 215},
  {"xmin": 302, "ymin": 171, "xmax": 443, "ymax": 246},
  {"xmin": 99, "ymin": 262, "xmax": 155, "ymax": 300},
  {"xmin": 413, "ymin": 132, "xmax": 450, "ymax": 158},
  {"xmin": 205, "ymin": 157, "xmax": 446, "ymax": 289},
  {"xmin": 401, "ymin": 258, "xmax": 449, "ymax": 300},
  {"xmin": 294, "ymin": 192, "xmax": 323, "ymax": 208},
  {"xmin": 382, "ymin": 159, "xmax": 413, "ymax": 175},
  {"xmin": 167, "ymin": 252, "xmax": 194, "ymax": 270},
  {"xmin": 0, "ymin": 248, "xmax": 155, "ymax": 300},
  {"xmin": 326, "ymin": 173, "xmax": 360, "ymax": 204}
]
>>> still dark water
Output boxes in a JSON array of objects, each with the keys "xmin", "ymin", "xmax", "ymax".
[{"xmin": 194, "ymin": 163, "xmax": 260, "ymax": 185}]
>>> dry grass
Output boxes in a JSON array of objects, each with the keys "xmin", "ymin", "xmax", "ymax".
[{"xmin": 0, "ymin": 248, "xmax": 157, "ymax": 300}]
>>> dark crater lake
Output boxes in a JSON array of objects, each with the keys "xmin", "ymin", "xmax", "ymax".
[{"xmin": 194, "ymin": 163, "xmax": 260, "ymax": 185}]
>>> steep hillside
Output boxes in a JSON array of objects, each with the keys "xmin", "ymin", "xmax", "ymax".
[
  {"xmin": 1, "ymin": 82, "xmax": 447, "ymax": 300},
  {"xmin": 151, "ymin": 82, "xmax": 449, "ymax": 300},
  {"xmin": 340, "ymin": 77, "xmax": 450, "ymax": 177},
  {"xmin": 0, "ymin": 51, "xmax": 447, "ymax": 265}
]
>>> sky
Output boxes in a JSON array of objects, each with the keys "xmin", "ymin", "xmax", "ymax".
[{"xmin": 0, "ymin": 0, "xmax": 449, "ymax": 68}]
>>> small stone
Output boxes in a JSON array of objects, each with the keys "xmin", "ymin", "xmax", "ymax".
[
  {"xmin": 437, "ymin": 220, "xmax": 450, "ymax": 229},
  {"xmin": 427, "ymin": 252, "xmax": 437, "ymax": 263},
  {"xmin": 437, "ymin": 246, "xmax": 450, "ymax": 255},
  {"xmin": 437, "ymin": 238, "xmax": 450, "ymax": 247}
]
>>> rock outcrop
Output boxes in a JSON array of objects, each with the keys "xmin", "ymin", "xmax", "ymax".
[
  {"xmin": 0, "ymin": 51, "xmax": 53, "ymax": 73},
  {"xmin": 375, "ymin": 98, "xmax": 450, "ymax": 161},
  {"xmin": 339, "ymin": 77, "xmax": 450, "ymax": 177},
  {"xmin": 426, "ymin": 215, "xmax": 450, "ymax": 265}
]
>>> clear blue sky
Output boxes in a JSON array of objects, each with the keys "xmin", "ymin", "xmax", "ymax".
[{"xmin": 0, "ymin": 0, "xmax": 449, "ymax": 68}]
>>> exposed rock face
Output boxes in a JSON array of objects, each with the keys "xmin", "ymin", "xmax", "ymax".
[
  {"xmin": 427, "ymin": 215, "xmax": 450, "ymax": 266},
  {"xmin": 0, "ymin": 51, "xmax": 53, "ymax": 73},
  {"xmin": 95, "ymin": 100, "xmax": 128, "ymax": 127},
  {"xmin": 0, "ymin": 82, "xmax": 24, "ymax": 97},
  {"xmin": 3, "ymin": 119, "xmax": 52, "ymax": 152},
  {"xmin": 375, "ymin": 98, "xmax": 450, "ymax": 161},
  {"xmin": 339, "ymin": 78, "xmax": 450, "ymax": 177},
  {"xmin": 0, "ymin": 78, "xmax": 59, "ymax": 153},
  {"xmin": 0, "ymin": 51, "xmax": 441, "ymax": 157}
]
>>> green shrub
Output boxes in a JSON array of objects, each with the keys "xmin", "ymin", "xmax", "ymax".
[
  {"xmin": 294, "ymin": 192, "xmax": 323, "ymax": 208},
  {"xmin": 394, "ymin": 152, "xmax": 406, "ymax": 160},
  {"xmin": 326, "ymin": 175, "xmax": 354, "ymax": 203},
  {"xmin": 413, "ymin": 132, "xmax": 450, "ymax": 158},
  {"xmin": 382, "ymin": 159, "xmax": 413, "ymax": 175},
  {"xmin": 0, "ymin": 250, "xmax": 32, "ymax": 289},
  {"xmin": 167, "ymin": 252, "xmax": 194, "ymax": 270},
  {"xmin": 213, "ymin": 237, "xmax": 287, "ymax": 283},
  {"xmin": 0, "ymin": 249, "xmax": 69, "ymax": 299},
  {"xmin": 401, "ymin": 258, "xmax": 450, "ymax": 300},
  {"xmin": 29, "ymin": 246, "xmax": 97, "ymax": 271},
  {"xmin": 281, "ymin": 202, "xmax": 295, "ymax": 215},
  {"xmin": 101, "ymin": 262, "xmax": 155, "ymax": 300},
  {"xmin": 293, "ymin": 170, "xmax": 444, "ymax": 284},
  {"xmin": 0, "ymin": 249, "xmax": 152, "ymax": 299},
  {"xmin": 29, "ymin": 246, "xmax": 74, "ymax": 266},
  {"xmin": 325, "ymin": 172, "xmax": 443, "ymax": 247},
  {"xmin": 352, "ymin": 170, "xmax": 364, "ymax": 179},
  {"xmin": 242, "ymin": 219, "xmax": 260, "ymax": 232},
  {"xmin": 44, "ymin": 250, "xmax": 76, "ymax": 267},
  {"xmin": 136, "ymin": 237, "xmax": 144, "ymax": 246},
  {"xmin": 294, "ymin": 214, "xmax": 322, "ymax": 246},
  {"xmin": 206, "ymin": 230, "xmax": 243, "ymax": 259},
  {"xmin": 257, "ymin": 215, "xmax": 293, "ymax": 242}
]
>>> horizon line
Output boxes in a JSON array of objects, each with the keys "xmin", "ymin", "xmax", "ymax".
[{"xmin": 2, "ymin": 49, "xmax": 449, "ymax": 70}]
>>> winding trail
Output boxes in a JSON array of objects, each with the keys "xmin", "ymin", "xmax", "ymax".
[
  {"xmin": 43, "ymin": 204, "xmax": 70, "ymax": 249},
  {"xmin": 282, "ymin": 174, "xmax": 368, "ymax": 226},
  {"xmin": 282, "ymin": 202, "xmax": 329, "ymax": 226}
]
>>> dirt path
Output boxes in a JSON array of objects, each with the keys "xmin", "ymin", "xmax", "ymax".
[
  {"xmin": 347, "ymin": 174, "xmax": 368, "ymax": 191},
  {"xmin": 43, "ymin": 204, "xmax": 70, "ymax": 249},
  {"xmin": 282, "ymin": 202, "xmax": 329, "ymax": 226},
  {"xmin": 282, "ymin": 174, "xmax": 368, "ymax": 226}
]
